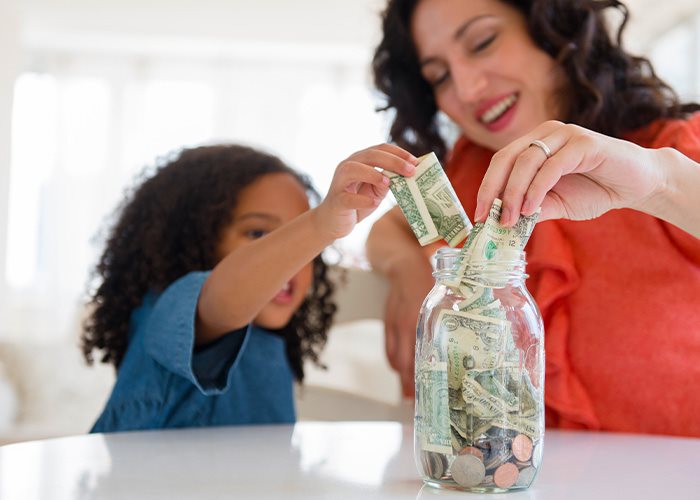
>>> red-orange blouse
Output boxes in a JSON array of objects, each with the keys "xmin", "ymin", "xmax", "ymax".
[{"xmin": 443, "ymin": 115, "xmax": 700, "ymax": 436}]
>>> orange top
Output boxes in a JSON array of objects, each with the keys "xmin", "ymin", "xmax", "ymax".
[{"xmin": 443, "ymin": 115, "xmax": 700, "ymax": 437}]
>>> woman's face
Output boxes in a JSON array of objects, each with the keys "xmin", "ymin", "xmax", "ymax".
[
  {"xmin": 411, "ymin": 0, "xmax": 565, "ymax": 151},
  {"xmin": 216, "ymin": 172, "xmax": 313, "ymax": 330}
]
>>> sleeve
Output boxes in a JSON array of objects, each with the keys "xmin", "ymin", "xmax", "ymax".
[{"xmin": 142, "ymin": 271, "xmax": 251, "ymax": 395}]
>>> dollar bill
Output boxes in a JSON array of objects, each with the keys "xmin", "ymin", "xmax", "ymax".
[
  {"xmin": 447, "ymin": 198, "xmax": 539, "ymax": 287},
  {"xmin": 497, "ymin": 412, "xmax": 541, "ymax": 441},
  {"xmin": 458, "ymin": 286, "xmax": 496, "ymax": 313},
  {"xmin": 388, "ymin": 152, "xmax": 472, "ymax": 247},
  {"xmin": 459, "ymin": 374, "xmax": 541, "ymax": 441},
  {"xmin": 416, "ymin": 360, "xmax": 452, "ymax": 454},
  {"xmin": 451, "ymin": 409, "xmax": 493, "ymax": 444},
  {"xmin": 474, "ymin": 370, "xmax": 519, "ymax": 411},
  {"xmin": 438, "ymin": 309, "xmax": 512, "ymax": 390},
  {"xmin": 469, "ymin": 299, "xmax": 508, "ymax": 321},
  {"xmin": 462, "ymin": 373, "xmax": 512, "ymax": 416}
]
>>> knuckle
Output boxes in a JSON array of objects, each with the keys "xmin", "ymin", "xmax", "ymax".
[
  {"xmin": 503, "ymin": 185, "xmax": 524, "ymax": 199},
  {"xmin": 564, "ymin": 122, "xmax": 582, "ymax": 136},
  {"xmin": 544, "ymin": 119, "xmax": 564, "ymax": 128},
  {"xmin": 490, "ymin": 149, "xmax": 509, "ymax": 164},
  {"xmin": 572, "ymin": 133, "xmax": 594, "ymax": 149}
]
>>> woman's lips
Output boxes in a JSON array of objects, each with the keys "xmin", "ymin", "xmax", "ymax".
[
  {"xmin": 272, "ymin": 281, "xmax": 294, "ymax": 305},
  {"xmin": 476, "ymin": 92, "xmax": 519, "ymax": 133}
]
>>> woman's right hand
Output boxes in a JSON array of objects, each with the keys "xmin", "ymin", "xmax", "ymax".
[{"xmin": 475, "ymin": 121, "xmax": 664, "ymax": 226}]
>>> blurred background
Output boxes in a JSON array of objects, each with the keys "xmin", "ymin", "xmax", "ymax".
[{"xmin": 0, "ymin": 0, "xmax": 699, "ymax": 442}]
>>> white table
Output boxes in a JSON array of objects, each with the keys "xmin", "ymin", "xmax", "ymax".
[{"xmin": 0, "ymin": 422, "xmax": 698, "ymax": 499}]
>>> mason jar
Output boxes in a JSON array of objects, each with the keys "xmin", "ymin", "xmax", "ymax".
[{"xmin": 414, "ymin": 247, "xmax": 544, "ymax": 493}]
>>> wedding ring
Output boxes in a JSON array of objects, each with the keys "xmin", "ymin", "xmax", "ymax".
[{"xmin": 529, "ymin": 139, "xmax": 552, "ymax": 159}]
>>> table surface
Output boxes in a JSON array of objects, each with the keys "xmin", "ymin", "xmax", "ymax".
[{"xmin": 0, "ymin": 421, "xmax": 698, "ymax": 500}]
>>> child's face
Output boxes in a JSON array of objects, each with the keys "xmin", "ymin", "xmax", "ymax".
[{"xmin": 216, "ymin": 172, "xmax": 313, "ymax": 330}]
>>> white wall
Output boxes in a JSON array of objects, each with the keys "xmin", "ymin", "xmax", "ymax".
[
  {"xmin": 624, "ymin": 0, "xmax": 700, "ymax": 52},
  {"xmin": 0, "ymin": 0, "xmax": 20, "ymax": 297},
  {"xmin": 17, "ymin": 0, "xmax": 699, "ymax": 53},
  {"xmin": 20, "ymin": 0, "xmax": 386, "ymax": 52}
]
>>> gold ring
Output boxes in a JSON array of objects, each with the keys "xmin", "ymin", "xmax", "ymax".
[{"xmin": 529, "ymin": 139, "xmax": 552, "ymax": 159}]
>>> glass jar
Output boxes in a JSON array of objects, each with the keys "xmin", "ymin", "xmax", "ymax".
[{"xmin": 414, "ymin": 247, "xmax": 544, "ymax": 493}]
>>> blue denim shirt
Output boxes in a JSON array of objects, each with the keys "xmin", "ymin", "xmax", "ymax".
[{"xmin": 91, "ymin": 271, "xmax": 296, "ymax": 433}]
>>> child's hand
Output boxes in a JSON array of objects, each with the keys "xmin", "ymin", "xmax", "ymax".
[{"xmin": 315, "ymin": 144, "xmax": 418, "ymax": 240}]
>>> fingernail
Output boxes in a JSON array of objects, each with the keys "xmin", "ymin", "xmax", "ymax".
[
  {"xmin": 382, "ymin": 175, "xmax": 390, "ymax": 186},
  {"xmin": 408, "ymin": 155, "xmax": 419, "ymax": 164},
  {"xmin": 404, "ymin": 163, "xmax": 416, "ymax": 175},
  {"xmin": 522, "ymin": 198, "xmax": 533, "ymax": 214},
  {"xmin": 474, "ymin": 203, "xmax": 487, "ymax": 222},
  {"xmin": 500, "ymin": 207, "xmax": 511, "ymax": 226}
]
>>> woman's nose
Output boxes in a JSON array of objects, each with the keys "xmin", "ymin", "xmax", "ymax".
[{"xmin": 451, "ymin": 61, "xmax": 488, "ymax": 103}]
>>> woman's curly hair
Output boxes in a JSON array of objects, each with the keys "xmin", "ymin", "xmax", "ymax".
[
  {"xmin": 373, "ymin": 0, "xmax": 700, "ymax": 160},
  {"xmin": 80, "ymin": 144, "xmax": 336, "ymax": 382}
]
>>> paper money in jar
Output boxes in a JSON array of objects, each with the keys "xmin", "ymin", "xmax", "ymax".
[{"xmin": 413, "ymin": 223, "xmax": 545, "ymax": 492}]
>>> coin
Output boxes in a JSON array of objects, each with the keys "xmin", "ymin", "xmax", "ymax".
[
  {"xmin": 493, "ymin": 462, "xmax": 519, "ymax": 489},
  {"xmin": 512, "ymin": 434, "xmax": 533, "ymax": 462},
  {"xmin": 458, "ymin": 446, "xmax": 484, "ymax": 462},
  {"xmin": 421, "ymin": 451, "xmax": 447, "ymax": 480},
  {"xmin": 515, "ymin": 466, "xmax": 537, "ymax": 487},
  {"xmin": 451, "ymin": 453, "xmax": 486, "ymax": 488}
]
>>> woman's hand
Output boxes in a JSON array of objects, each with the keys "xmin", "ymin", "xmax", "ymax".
[
  {"xmin": 315, "ymin": 144, "xmax": 417, "ymax": 240},
  {"xmin": 475, "ymin": 121, "xmax": 664, "ymax": 226}
]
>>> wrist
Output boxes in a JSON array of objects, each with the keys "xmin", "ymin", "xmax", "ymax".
[
  {"xmin": 308, "ymin": 206, "xmax": 339, "ymax": 246},
  {"xmin": 640, "ymin": 147, "xmax": 700, "ymax": 237},
  {"xmin": 639, "ymin": 147, "xmax": 680, "ymax": 218}
]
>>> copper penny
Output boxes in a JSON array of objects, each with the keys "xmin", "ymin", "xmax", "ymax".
[
  {"xmin": 493, "ymin": 462, "xmax": 519, "ymax": 489},
  {"xmin": 458, "ymin": 446, "xmax": 484, "ymax": 462},
  {"xmin": 512, "ymin": 434, "xmax": 533, "ymax": 462}
]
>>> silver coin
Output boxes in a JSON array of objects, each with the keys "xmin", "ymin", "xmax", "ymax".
[
  {"xmin": 450, "ymin": 453, "xmax": 486, "ymax": 487},
  {"xmin": 515, "ymin": 466, "xmax": 537, "ymax": 487},
  {"xmin": 421, "ymin": 451, "xmax": 447, "ymax": 479}
]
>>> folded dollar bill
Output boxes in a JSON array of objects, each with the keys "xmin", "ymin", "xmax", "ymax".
[
  {"xmin": 447, "ymin": 199, "xmax": 539, "ymax": 287},
  {"xmin": 387, "ymin": 152, "xmax": 472, "ymax": 247}
]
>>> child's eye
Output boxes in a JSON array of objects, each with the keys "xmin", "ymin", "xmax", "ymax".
[
  {"xmin": 472, "ymin": 34, "xmax": 497, "ymax": 53},
  {"xmin": 430, "ymin": 72, "xmax": 450, "ymax": 89},
  {"xmin": 246, "ymin": 229, "xmax": 267, "ymax": 239}
]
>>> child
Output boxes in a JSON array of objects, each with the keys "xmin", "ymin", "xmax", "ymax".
[{"xmin": 81, "ymin": 143, "xmax": 417, "ymax": 432}]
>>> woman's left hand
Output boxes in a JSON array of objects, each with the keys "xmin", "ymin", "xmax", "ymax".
[{"xmin": 474, "ymin": 120, "xmax": 665, "ymax": 226}]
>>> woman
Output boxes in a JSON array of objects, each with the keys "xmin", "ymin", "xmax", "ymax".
[{"xmin": 367, "ymin": 0, "xmax": 700, "ymax": 436}]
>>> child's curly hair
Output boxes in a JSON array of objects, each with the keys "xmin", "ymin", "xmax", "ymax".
[{"xmin": 81, "ymin": 144, "xmax": 336, "ymax": 382}]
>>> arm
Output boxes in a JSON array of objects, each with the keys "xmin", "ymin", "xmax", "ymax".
[
  {"xmin": 197, "ymin": 209, "xmax": 333, "ymax": 343},
  {"xmin": 197, "ymin": 144, "xmax": 418, "ymax": 345},
  {"xmin": 641, "ymin": 147, "xmax": 700, "ymax": 238},
  {"xmin": 475, "ymin": 120, "xmax": 700, "ymax": 238},
  {"xmin": 366, "ymin": 206, "xmax": 436, "ymax": 397}
]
